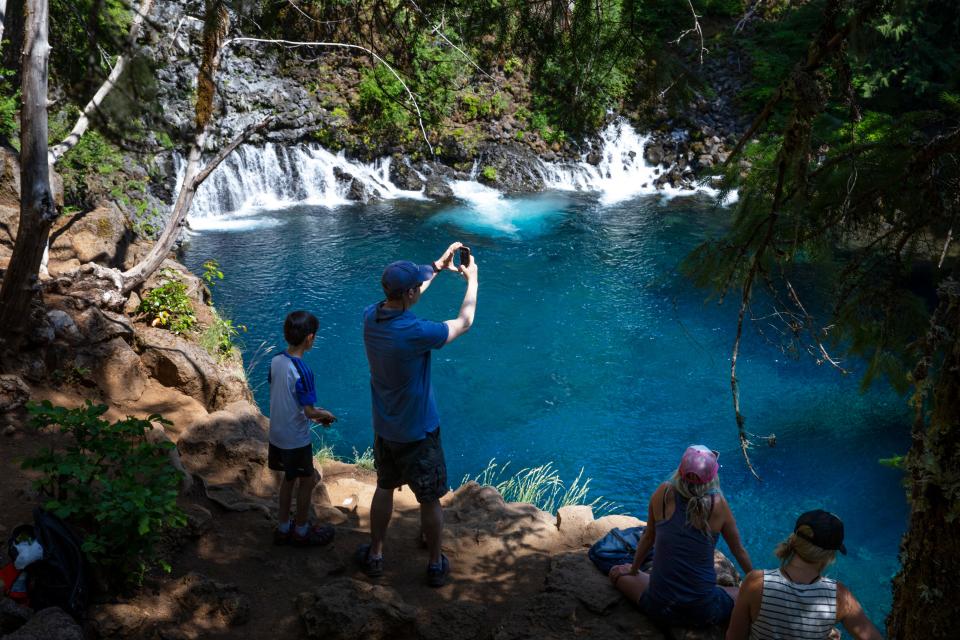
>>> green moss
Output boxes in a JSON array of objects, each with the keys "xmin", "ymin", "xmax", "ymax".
[{"xmin": 481, "ymin": 166, "xmax": 498, "ymax": 182}]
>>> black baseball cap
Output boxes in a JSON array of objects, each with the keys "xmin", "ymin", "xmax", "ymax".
[{"xmin": 795, "ymin": 509, "xmax": 846, "ymax": 554}]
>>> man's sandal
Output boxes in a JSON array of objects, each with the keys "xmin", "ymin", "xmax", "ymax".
[
  {"xmin": 426, "ymin": 554, "xmax": 450, "ymax": 588},
  {"xmin": 354, "ymin": 543, "xmax": 384, "ymax": 578}
]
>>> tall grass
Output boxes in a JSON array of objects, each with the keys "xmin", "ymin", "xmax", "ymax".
[
  {"xmin": 351, "ymin": 447, "xmax": 376, "ymax": 471},
  {"xmin": 462, "ymin": 459, "xmax": 618, "ymax": 516},
  {"xmin": 313, "ymin": 439, "xmax": 337, "ymax": 465}
]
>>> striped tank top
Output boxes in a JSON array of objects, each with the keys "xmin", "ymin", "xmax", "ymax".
[{"xmin": 749, "ymin": 569, "xmax": 837, "ymax": 640}]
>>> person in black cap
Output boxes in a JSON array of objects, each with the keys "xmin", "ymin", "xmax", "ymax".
[
  {"xmin": 726, "ymin": 509, "xmax": 882, "ymax": 640},
  {"xmin": 356, "ymin": 242, "xmax": 478, "ymax": 587}
]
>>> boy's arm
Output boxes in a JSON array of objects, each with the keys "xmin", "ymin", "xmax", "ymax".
[{"xmin": 304, "ymin": 405, "xmax": 336, "ymax": 425}]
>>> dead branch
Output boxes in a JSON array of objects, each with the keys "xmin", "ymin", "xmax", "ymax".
[
  {"xmin": 48, "ymin": 0, "xmax": 155, "ymax": 164},
  {"xmin": 673, "ymin": 0, "xmax": 707, "ymax": 65},
  {"xmin": 733, "ymin": 0, "xmax": 763, "ymax": 34},
  {"xmin": 940, "ymin": 226, "xmax": 954, "ymax": 269},
  {"xmin": 118, "ymin": 117, "xmax": 270, "ymax": 293},
  {"xmin": 224, "ymin": 37, "xmax": 434, "ymax": 156}
]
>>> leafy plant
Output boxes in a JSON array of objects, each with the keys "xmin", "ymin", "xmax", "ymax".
[
  {"xmin": 21, "ymin": 402, "xmax": 186, "ymax": 584},
  {"xmin": 137, "ymin": 269, "xmax": 197, "ymax": 335},
  {"xmin": 201, "ymin": 259, "xmax": 224, "ymax": 287},
  {"xmin": 481, "ymin": 166, "xmax": 498, "ymax": 182},
  {"xmin": 50, "ymin": 366, "xmax": 92, "ymax": 387},
  {"xmin": 200, "ymin": 312, "xmax": 245, "ymax": 359},
  {"xmin": 462, "ymin": 459, "xmax": 618, "ymax": 516}
]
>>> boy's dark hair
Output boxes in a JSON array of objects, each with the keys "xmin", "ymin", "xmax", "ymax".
[{"xmin": 284, "ymin": 311, "xmax": 319, "ymax": 346}]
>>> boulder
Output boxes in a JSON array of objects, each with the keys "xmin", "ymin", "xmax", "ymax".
[
  {"xmin": 171, "ymin": 572, "xmax": 249, "ymax": 627},
  {"xmin": 49, "ymin": 202, "xmax": 133, "ymax": 268},
  {"xmin": 296, "ymin": 578, "xmax": 417, "ymax": 640},
  {"xmin": 46, "ymin": 310, "xmax": 82, "ymax": 344},
  {"xmin": 0, "ymin": 597, "xmax": 32, "ymax": 634},
  {"xmin": 0, "ymin": 147, "xmax": 20, "ymax": 208},
  {"xmin": 5, "ymin": 607, "xmax": 83, "ymax": 640},
  {"xmin": 545, "ymin": 551, "xmax": 622, "ymax": 614},
  {"xmin": 644, "ymin": 144, "xmax": 664, "ymax": 166},
  {"xmin": 388, "ymin": 155, "xmax": 424, "ymax": 191},
  {"xmin": 0, "ymin": 204, "xmax": 17, "ymax": 258},
  {"xmin": 136, "ymin": 325, "xmax": 222, "ymax": 408},
  {"xmin": 0, "ymin": 375, "xmax": 30, "ymax": 412},
  {"xmin": 74, "ymin": 306, "xmax": 135, "ymax": 344},
  {"xmin": 423, "ymin": 175, "xmax": 453, "ymax": 200},
  {"xmin": 75, "ymin": 337, "xmax": 149, "ymax": 403},
  {"xmin": 176, "ymin": 400, "xmax": 273, "ymax": 498},
  {"xmin": 476, "ymin": 142, "xmax": 546, "ymax": 192}
]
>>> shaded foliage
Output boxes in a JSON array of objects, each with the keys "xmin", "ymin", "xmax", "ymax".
[{"xmin": 22, "ymin": 402, "xmax": 186, "ymax": 586}]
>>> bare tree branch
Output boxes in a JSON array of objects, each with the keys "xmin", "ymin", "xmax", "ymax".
[
  {"xmin": 673, "ymin": 0, "xmax": 707, "ymax": 65},
  {"xmin": 223, "ymin": 37, "xmax": 434, "ymax": 156},
  {"xmin": 48, "ymin": 0, "xmax": 155, "ymax": 164},
  {"xmin": 194, "ymin": 117, "xmax": 272, "ymax": 186}
]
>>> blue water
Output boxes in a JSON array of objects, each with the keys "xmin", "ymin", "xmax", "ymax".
[{"xmin": 181, "ymin": 191, "xmax": 908, "ymax": 627}]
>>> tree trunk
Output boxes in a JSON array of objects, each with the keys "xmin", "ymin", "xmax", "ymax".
[
  {"xmin": 0, "ymin": 0, "xmax": 55, "ymax": 346},
  {"xmin": 887, "ymin": 279, "xmax": 960, "ymax": 639}
]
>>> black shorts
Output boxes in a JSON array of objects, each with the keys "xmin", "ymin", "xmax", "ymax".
[
  {"xmin": 268, "ymin": 443, "xmax": 315, "ymax": 481},
  {"xmin": 373, "ymin": 428, "xmax": 448, "ymax": 504}
]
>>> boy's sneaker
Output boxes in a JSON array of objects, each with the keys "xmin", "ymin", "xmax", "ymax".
[
  {"xmin": 354, "ymin": 543, "xmax": 384, "ymax": 578},
  {"xmin": 273, "ymin": 526, "xmax": 292, "ymax": 546},
  {"xmin": 291, "ymin": 522, "xmax": 335, "ymax": 547},
  {"xmin": 426, "ymin": 554, "xmax": 450, "ymax": 588}
]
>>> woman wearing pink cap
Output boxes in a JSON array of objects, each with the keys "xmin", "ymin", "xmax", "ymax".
[{"xmin": 608, "ymin": 445, "xmax": 753, "ymax": 628}]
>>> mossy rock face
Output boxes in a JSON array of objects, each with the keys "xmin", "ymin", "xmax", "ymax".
[{"xmin": 96, "ymin": 217, "xmax": 114, "ymax": 239}]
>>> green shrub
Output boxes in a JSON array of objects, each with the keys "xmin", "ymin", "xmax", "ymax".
[
  {"xmin": 481, "ymin": 166, "xmax": 498, "ymax": 182},
  {"xmin": 503, "ymin": 55, "xmax": 523, "ymax": 76},
  {"xmin": 0, "ymin": 67, "xmax": 19, "ymax": 146},
  {"xmin": 200, "ymin": 313, "xmax": 245, "ymax": 360},
  {"xmin": 201, "ymin": 259, "xmax": 224, "ymax": 288},
  {"xmin": 21, "ymin": 401, "xmax": 186, "ymax": 584},
  {"xmin": 137, "ymin": 269, "xmax": 197, "ymax": 335}
]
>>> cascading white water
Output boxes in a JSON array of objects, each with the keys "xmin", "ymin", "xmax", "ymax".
[
  {"xmin": 179, "ymin": 119, "xmax": 733, "ymax": 231},
  {"xmin": 178, "ymin": 143, "xmax": 426, "ymax": 230}
]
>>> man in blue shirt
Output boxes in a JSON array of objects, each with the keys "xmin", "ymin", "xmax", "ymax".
[{"xmin": 358, "ymin": 242, "xmax": 479, "ymax": 587}]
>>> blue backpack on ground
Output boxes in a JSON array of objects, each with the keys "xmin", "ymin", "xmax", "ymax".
[{"xmin": 588, "ymin": 526, "xmax": 654, "ymax": 575}]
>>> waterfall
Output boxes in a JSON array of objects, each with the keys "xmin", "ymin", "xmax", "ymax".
[
  {"xmin": 178, "ymin": 120, "xmax": 733, "ymax": 231},
  {"xmin": 177, "ymin": 143, "xmax": 426, "ymax": 230}
]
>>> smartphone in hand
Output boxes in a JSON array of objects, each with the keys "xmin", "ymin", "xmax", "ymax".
[{"xmin": 459, "ymin": 246, "xmax": 471, "ymax": 267}]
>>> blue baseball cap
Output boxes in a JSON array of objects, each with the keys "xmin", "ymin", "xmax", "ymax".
[{"xmin": 381, "ymin": 260, "xmax": 435, "ymax": 296}]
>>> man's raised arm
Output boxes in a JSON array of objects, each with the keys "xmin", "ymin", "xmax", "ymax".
[{"xmin": 444, "ymin": 257, "xmax": 478, "ymax": 344}]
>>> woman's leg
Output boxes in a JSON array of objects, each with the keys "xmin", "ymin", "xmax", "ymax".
[{"xmin": 615, "ymin": 571, "xmax": 652, "ymax": 603}]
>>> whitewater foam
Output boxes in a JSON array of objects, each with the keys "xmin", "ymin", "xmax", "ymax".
[{"xmin": 179, "ymin": 119, "xmax": 735, "ymax": 229}]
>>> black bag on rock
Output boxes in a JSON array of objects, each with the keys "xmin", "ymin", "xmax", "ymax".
[
  {"xmin": 588, "ymin": 526, "xmax": 654, "ymax": 575},
  {"xmin": 7, "ymin": 508, "xmax": 88, "ymax": 619}
]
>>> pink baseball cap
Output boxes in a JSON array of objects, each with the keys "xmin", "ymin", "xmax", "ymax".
[{"xmin": 679, "ymin": 445, "xmax": 720, "ymax": 484}]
